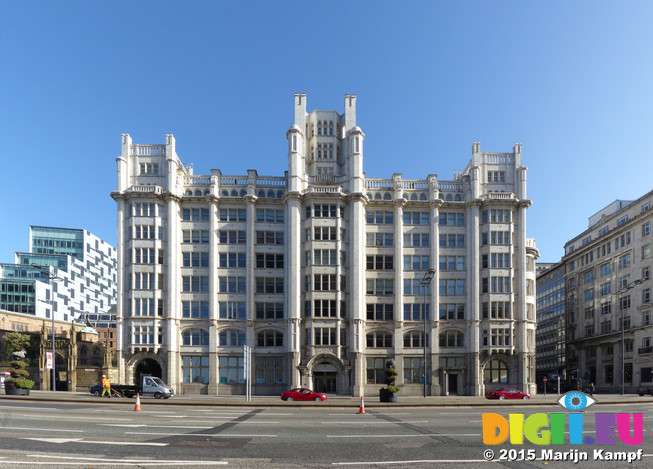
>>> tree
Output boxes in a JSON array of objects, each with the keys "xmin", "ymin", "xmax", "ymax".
[{"xmin": 3, "ymin": 331, "xmax": 31, "ymax": 357}]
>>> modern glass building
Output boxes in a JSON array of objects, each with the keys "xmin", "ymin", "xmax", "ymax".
[
  {"xmin": 0, "ymin": 226, "xmax": 117, "ymax": 325},
  {"xmin": 535, "ymin": 262, "xmax": 566, "ymax": 389}
]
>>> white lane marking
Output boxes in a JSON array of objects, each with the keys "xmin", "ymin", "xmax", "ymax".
[
  {"xmin": 26, "ymin": 437, "xmax": 167, "ymax": 446},
  {"xmin": 321, "ymin": 421, "xmax": 429, "ymax": 424},
  {"xmin": 124, "ymin": 431, "xmax": 277, "ymax": 437},
  {"xmin": 29, "ymin": 454, "xmax": 226, "ymax": 464},
  {"xmin": 0, "ymin": 462, "xmax": 224, "ymax": 466},
  {"xmin": 0, "ymin": 406, "xmax": 59, "ymax": 411},
  {"xmin": 327, "ymin": 433, "xmax": 481, "ymax": 438},
  {"xmin": 21, "ymin": 414, "xmax": 131, "ymax": 421},
  {"xmin": 100, "ymin": 424, "xmax": 147, "ymax": 428},
  {"xmin": 333, "ymin": 459, "xmax": 490, "ymax": 465},
  {"xmin": 0, "ymin": 427, "xmax": 83, "ymax": 433}
]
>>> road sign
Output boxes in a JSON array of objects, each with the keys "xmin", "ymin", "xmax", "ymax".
[{"xmin": 46, "ymin": 352, "xmax": 53, "ymax": 370}]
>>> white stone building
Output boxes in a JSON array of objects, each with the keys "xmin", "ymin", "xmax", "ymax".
[
  {"xmin": 564, "ymin": 192, "xmax": 653, "ymax": 392},
  {"xmin": 112, "ymin": 94, "xmax": 537, "ymax": 396}
]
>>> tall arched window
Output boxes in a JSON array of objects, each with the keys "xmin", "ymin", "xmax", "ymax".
[
  {"xmin": 484, "ymin": 359, "xmax": 508, "ymax": 383},
  {"xmin": 366, "ymin": 331, "xmax": 392, "ymax": 348},
  {"xmin": 182, "ymin": 328, "xmax": 209, "ymax": 346},
  {"xmin": 219, "ymin": 329, "xmax": 246, "ymax": 346},
  {"xmin": 403, "ymin": 330, "xmax": 428, "ymax": 348}
]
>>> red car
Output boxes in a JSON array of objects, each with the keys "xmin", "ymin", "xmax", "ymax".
[
  {"xmin": 281, "ymin": 388, "xmax": 328, "ymax": 402},
  {"xmin": 485, "ymin": 388, "xmax": 531, "ymax": 400}
]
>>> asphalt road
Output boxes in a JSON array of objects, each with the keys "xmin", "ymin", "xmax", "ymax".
[{"xmin": 0, "ymin": 397, "xmax": 651, "ymax": 468}]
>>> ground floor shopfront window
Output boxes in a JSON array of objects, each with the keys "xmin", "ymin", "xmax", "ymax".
[
  {"xmin": 220, "ymin": 356, "xmax": 244, "ymax": 384},
  {"xmin": 255, "ymin": 357, "xmax": 284, "ymax": 384},
  {"xmin": 182, "ymin": 355, "xmax": 209, "ymax": 383}
]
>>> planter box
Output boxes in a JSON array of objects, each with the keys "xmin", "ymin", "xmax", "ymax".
[
  {"xmin": 379, "ymin": 390, "xmax": 397, "ymax": 402},
  {"xmin": 5, "ymin": 384, "xmax": 30, "ymax": 396}
]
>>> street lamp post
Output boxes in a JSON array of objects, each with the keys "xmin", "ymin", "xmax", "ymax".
[
  {"xmin": 619, "ymin": 279, "xmax": 643, "ymax": 395},
  {"xmin": 35, "ymin": 265, "xmax": 61, "ymax": 392},
  {"xmin": 420, "ymin": 269, "xmax": 436, "ymax": 398}
]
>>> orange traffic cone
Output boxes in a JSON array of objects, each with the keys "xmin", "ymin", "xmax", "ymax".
[
  {"xmin": 357, "ymin": 395, "xmax": 365, "ymax": 414},
  {"xmin": 134, "ymin": 393, "xmax": 142, "ymax": 411}
]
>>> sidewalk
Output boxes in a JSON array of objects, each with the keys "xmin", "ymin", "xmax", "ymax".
[{"xmin": 3, "ymin": 390, "xmax": 651, "ymax": 408}]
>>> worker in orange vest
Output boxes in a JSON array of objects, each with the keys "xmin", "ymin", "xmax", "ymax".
[{"xmin": 101, "ymin": 375, "xmax": 111, "ymax": 398}]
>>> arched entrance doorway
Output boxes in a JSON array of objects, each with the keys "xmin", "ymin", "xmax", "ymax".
[
  {"xmin": 307, "ymin": 354, "xmax": 345, "ymax": 394},
  {"xmin": 134, "ymin": 358, "xmax": 162, "ymax": 386},
  {"xmin": 54, "ymin": 353, "xmax": 66, "ymax": 391},
  {"xmin": 313, "ymin": 362, "xmax": 337, "ymax": 394}
]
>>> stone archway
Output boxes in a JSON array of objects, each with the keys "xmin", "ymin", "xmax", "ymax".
[
  {"xmin": 135, "ymin": 358, "xmax": 162, "ymax": 385},
  {"xmin": 126, "ymin": 353, "xmax": 165, "ymax": 386},
  {"xmin": 306, "ymin": 354, "xmax": 346, "ymax": 395}
]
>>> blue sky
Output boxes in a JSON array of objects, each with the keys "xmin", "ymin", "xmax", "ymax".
[{"xmin": 1, "ymin": 1, "xmax": 652, "ymax": 263}]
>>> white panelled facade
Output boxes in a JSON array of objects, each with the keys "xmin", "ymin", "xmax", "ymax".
[{"xmin": 113, "ymin": 94, "xmax": 537, "ymax": 395}]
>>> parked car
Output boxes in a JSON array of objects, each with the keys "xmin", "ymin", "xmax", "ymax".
[
  {"xmin": 281, "ymin": 388, "xmax": 327, "ymax": 402},
  {"xmin": 485, "ymin": 388, "xmax": 531, "ymax": 400},
  {"xmin": 89, "ymin": 375, "xmax": 173, "ymax": 399},
  {"xmin": 638, "ymin": 387, "xmax": 653, "ymax": 396}
]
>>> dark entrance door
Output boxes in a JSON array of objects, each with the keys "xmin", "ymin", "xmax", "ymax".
[
  {"xmin": 448, "ymin": 373, "xmax": 459, "ymax": 394},
  {"xmin": 314, "ymin": 372, "xmax": 337, "ymax": 393},
  {"xmin": 54, "ymin": 354, "xmax": 66, "ymax": 391},
  {"xmin": 135, "ymin": 359, "xmax": 162, "ymax": 385}
]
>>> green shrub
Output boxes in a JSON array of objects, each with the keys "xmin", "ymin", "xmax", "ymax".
[{"xmin": 6, "ymin": 378, "xmax": 35, "ymax": 389}]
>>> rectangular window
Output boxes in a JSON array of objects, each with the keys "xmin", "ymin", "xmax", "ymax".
[
  {"xmin": 255, "ymin": 209, "xmax": 283, "ymax": 223},
  {"xmin": 366, "ymin": 211, "xmax": 393, "ymax": 224},
  {"xmin": 367, "ymin": 279, "xmax": 394, "ymax": 295},
  {"xmin": 314, "ymin": 327, "xmax": 336, "ymax": 345},
  {"xmin": 182, "ymin": 276, "xmax": 209, "ymax": 292},
  {"xmin": 219, "ymin": 302, "xmax": 246, "ymax": 319},
  {"xmin": 439, "ymin": 279, "xmax": 465, "ymax": 296},
  {"xmin": 182, "ymin": 230, "xmax": 209, "ymax": 244},
  {"xmin": 366, "ymin": 303, "xmax": 393, "ymax": 321},
  {"xmin": 218, "ymin": 230, "xmax": 246, "ymax": 244},
  {"xmin": 182, "ymin": 208, "xmax": 210, "ymax": 221},
  {"xmin": 403, "ymin": 303, "xmax": 430, "ymax": 321},
  {"xmin": 256, "ymin": 253, "xmax": 284, "ymax": 269},
  {"xmin": 403, "ymin": 233, "xmax": 429, "ymax": 247},
  {"xmin": 403, "ymin": 211, "xmax": 429, "ymax": 225},
  {"xmin": 367, "ymin": 357, "xmax": 386, "ymax": 384},
  {"xmin": 600, "ymin": 262, "xmax": 611, "ymax": 277},
  {"xmin": 183, "ymin": 252, "xmax": 209, "ymax": 267},
  {"xmin": 219, "ymin": 356, "xmax": 244, "ymax": 384},
  {"xmin": 255, "ymin": 357, "xmax": 284, "ymax": 385},
  {"xmin": 439, "ymin": 213, "xmax": 465, "ymax": 226},
  {"xmin": 256, "ymin": 302, "xmax": 284, "ymax": 320},
  {"xmin": 182, "ymin": 356, "xmax": 209, "ymax": 384},
  {"xmin": 367, "ymin": 255, "xmax": 394, "ymax": 270},
  {"xmin": 220, "ymin": 208, "xmax": 246, "ymax": 221},
  {"xmin": 182, "ymin": 301, "xmax": 209, "ymax": 319},
  {"xmin": 219, "ymin": 253, "xmax": 246, "ymax": 268},
  {"xmin": 439, "ymin": 303, "xmax": 466, "ymax": 320},
  {"xmin": 367, "ymin": 232, "xmax": 394, "ymax": 246},
  {"xmin": 404, "ymin": 255, "xmax": 430, "ymax": 271},
  {"xmin": 403, "ymin": 357, "xmax": 425, "ymax": 384},
  {"xmin": 256, "ymin": 231, "xmax": 284, "ymax": 245},
  {"xmin": 439, "ymin": 234, "xmax": 465, "ymax": 247},
  {"xmin": 255, "ymin": 277, "xmax": 284, "ymax": 294},
  {"xmin": 312, "ymin": 249, "xmax": 337, "ymax": 265},
  {"xmin": 219, "ymin": 276, "xmax": 246, "ymax": 293}
]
